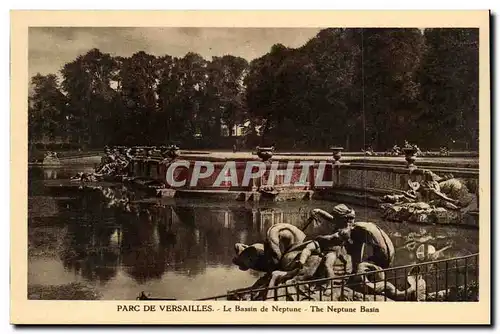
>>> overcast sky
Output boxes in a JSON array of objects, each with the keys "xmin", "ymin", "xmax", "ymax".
[{"xmin": 28, "ymin": 27, "xmax": 321, "ymax": 80}]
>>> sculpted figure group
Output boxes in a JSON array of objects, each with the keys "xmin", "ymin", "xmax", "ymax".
[
  {"xmin": 380, "ymin": 169, "xmax": 477, "ymax": 224},
  {"xmin": 71, "ymin": 145, "xmax": 180, "ymax": 183},
  {"xmin": 232, "ymin": 204, "xmax": 426, "ymax": 301},
  {"xmin": 42, "ymin": 151, "xmax": 61, "ymax": 165},
  {"xmin": 70, "ymin": 147, "xmax": 133, "ymax": 182},
  {"xmin": 373, "ymin": 141, "xmax": 450, "ymax": 157}
]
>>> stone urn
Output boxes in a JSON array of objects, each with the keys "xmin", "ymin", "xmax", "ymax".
[
  {"xmin": 164, "ymin": 145, "xmax": 181, "ymax": 160},
  {"xmin": 127, "ymin": 147, "xmax": 136, "ymax": 157},
  {"xmin": 150, "ymin": 147, "xmax": 164, "ymax": 160},
  {"xmin": 135, "ymin": 147, "xmax": 146, "ymax": 158},
  {"xmin": 256, "ymin": 146, "xmax": 274, "ymax": 162},
  {"xmin": 146, "ymin": 147, "xmax": 154, "ymax": 159},
  {"xmin": 330, "ymin": 146, "xmax": 344, "ymax": 165},
  {"xmin": 402, "ymin": 147, "xmax": 418, "ymax": 168}
]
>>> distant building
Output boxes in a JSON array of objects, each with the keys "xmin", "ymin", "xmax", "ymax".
[{"xmin": 220, "ymin": 120, "xmax": 262, "ymax": 137}]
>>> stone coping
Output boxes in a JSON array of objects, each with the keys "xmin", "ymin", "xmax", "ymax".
[
  {"xmin": 174, "ymin": 150, "xmax": 479, "ymax": 158},
  {"xmin": 42, "ymin": 151, "xmax": 479, "ymax": 168},
  {"xmin": 339, "ymin": 163, "xmax": 479, "ymax": 178},
  {"xmin": 172, "ymin": 153, "xmax": 479, "ymax": 167},
  {"xmin": 346, "ymin": 158, "xmax": 478, "ymax": 169},
  {"xmin": 129, "ymin": 157, "xmax": 479, "ymax": 178}
]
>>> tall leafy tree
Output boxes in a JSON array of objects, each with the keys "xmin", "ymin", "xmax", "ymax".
[
  {"xmin": 245, "ymin": 43, "xmax": 292, "ymax": 144},
  {"xmin": 118, "ymin": 51, "xmax": 159, "ymax": 145},
  {"xmin": 166, "ymin": 53, "xmax": 208, "ymax": 144},
  {"xmin": 418, "ymin": 28, "xmax": 479, "ymax": 149},
  {"xmin": 301, "ymin": 28, "xmax": 363, "ymax": 149},
  {"xmin": 245, "ymin": 30, "xmax": 363, "ymax": 149},
  {"xmin": 362, "ymin": 28, "xmax": 425, "ymax": 150},
  {"xmin": 206, "ymin": 55, "xmax": 249, "ymax": 142},
  {"xmin": 28, "ymin": 74, "xmax": 67, "ymax": 142},
  {"xmin": 61, "ymin": 48, "xmax": 118, "ymax": 147},
  {"xmin": 155, "ymin": 55, "xmax": 176, "ymax": 144}
]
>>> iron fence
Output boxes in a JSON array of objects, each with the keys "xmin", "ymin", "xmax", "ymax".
[{"xmin": 198, "ymin": 253, "xmax": 479, "ymax": 302}]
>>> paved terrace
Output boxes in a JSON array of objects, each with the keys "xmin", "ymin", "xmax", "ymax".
[{"xmin": 37, "ymin": 150, "xmax": 480, "ymax": 169}]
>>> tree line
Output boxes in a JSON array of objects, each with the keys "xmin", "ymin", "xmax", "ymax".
[{"xmin": 28, "ymin": 28, "xmax": 479, "ymax": 151}]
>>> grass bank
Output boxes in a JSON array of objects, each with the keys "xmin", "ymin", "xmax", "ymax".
[{"xmin": 28, "ymin": 282, "xmax": 102, "ymax": 300}]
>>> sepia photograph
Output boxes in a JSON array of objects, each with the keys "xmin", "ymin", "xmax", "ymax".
[{"xmin": 11, "ymin": 10, "xmax": 491, "ymax": 325}]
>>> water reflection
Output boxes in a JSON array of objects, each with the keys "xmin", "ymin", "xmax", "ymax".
[
  {"xmin": 44, "ymin": 168, "xmax": 58, "ymax": 179},
  {"xmin": 29, "ymin": 178, "xmax": 479, "ymax": 299},
  {"xmin": 59, "ymin": 217, "xmax": 120, "ymax": 284},
  {"xmin": 29, "ymin": 166, "xmax": 96, "ymax": 181},
  {"xmin": 28, "ymin": 166, "xmax": 96, "ymax": 197}
]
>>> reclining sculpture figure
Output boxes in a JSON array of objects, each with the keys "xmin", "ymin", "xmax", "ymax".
[
  {"xmin": 380, "ymin": 169, "xmax": 476, "ymax": 224},
  {"xmin": 358, "ymin": 263, "xmax": 427, "ymax": 301}
]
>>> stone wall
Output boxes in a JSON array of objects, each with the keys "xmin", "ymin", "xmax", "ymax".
[
  {"xmin": 333, "ymin": 164, "xmax": 478, "ymax": 194},
  {"xmin": 128, "ymin": 158, "xmax": 479, "ymax": 206},
  {"xmin": 127, "ymin": 157, "xmax": 480, "ymax": 227}
]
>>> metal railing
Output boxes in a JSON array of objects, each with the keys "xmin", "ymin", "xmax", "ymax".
[{"xmin": 198, "ymin": 253, "xmax": 479, "ymax": 302}]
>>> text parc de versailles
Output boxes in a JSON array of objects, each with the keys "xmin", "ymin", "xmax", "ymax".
[{"xmin": 117, "ymin": 305, "xmax": 380, "ymax": 313}]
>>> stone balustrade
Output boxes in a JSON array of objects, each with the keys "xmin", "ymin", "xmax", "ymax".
[
  {"xmin": 109, "ymin": 145, "xmax": 478, "ymax": 216},
  {"xmin": 127, "ymin": 155, "xmax": 478, "ymax": 194}
]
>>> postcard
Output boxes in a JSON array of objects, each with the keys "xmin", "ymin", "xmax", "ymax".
[{"xmin": 10, "ymin": 10, "xmax": 491, "ymax": 325}]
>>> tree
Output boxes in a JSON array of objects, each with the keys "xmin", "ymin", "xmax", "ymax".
[
  {"xmin": 300, "ymin": 28, "xmax": 363, "ymax": 149},
  {"xmin": 61, "ymin": 48, "xmax": 118, "ymax": 147},
  {"xmin": 206, "ymin": 55, "xmax": 249, "ymax": 143},
  {"xmin": 418, "ymin": 28, "xmax": 479, "ymax": 149},
  {"xmin": 28, "ymin": 73, "xmax": 67, "ymax": 142},
  {"xmin": 118, "ymin": 51, "xmax": 159, "ymax": 145},
  {"xmin": 362, "ymin": 28, "xmax": 425, "ymax": 150},
  {"xmin": 245, "ymin": 43, "xmax": 293, "ymax": 145},
  {"xmin": 161, "ymin": 53, "xmax": 208, "ymax": 144},
  {"xmin": 155, "ymin": 55, "xmax": 176, "ymax": 144},
  {"xmin": 245, "ymin": 30, "xmax": 363, "ymax": 150}
]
